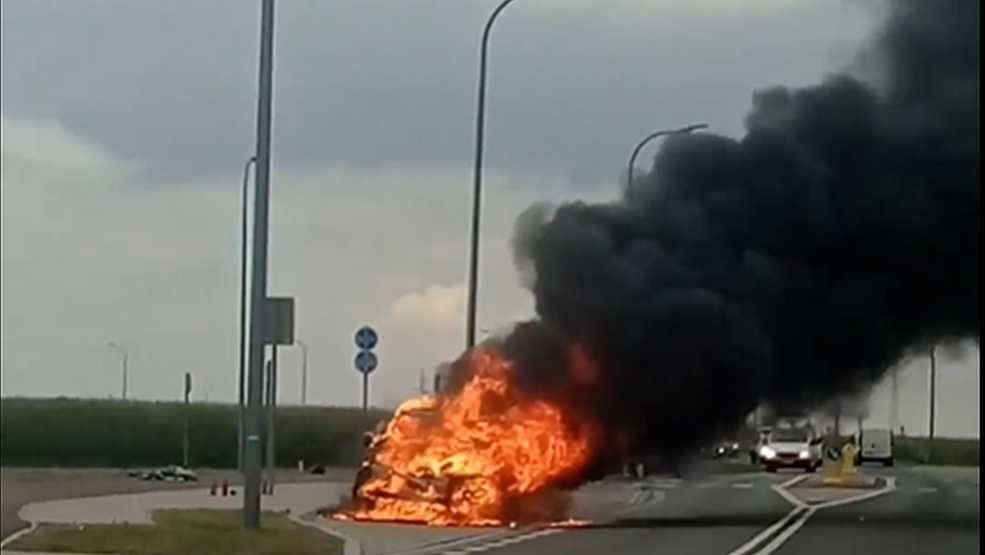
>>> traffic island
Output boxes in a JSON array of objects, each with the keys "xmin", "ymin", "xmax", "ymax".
[{"xmin": 788, "ymin": 475, "xmax": 888, "ymax": 506}]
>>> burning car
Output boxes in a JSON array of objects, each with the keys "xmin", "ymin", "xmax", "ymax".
[
  {"xmin": 351, "ymin": 408, "xmax": 450, "ymax": 507},
  {"xmin": 337, "ymin": 348, "xmax": 596, "ymax": 526}
]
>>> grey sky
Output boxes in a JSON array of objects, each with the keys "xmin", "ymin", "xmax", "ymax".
[{"xmin": 1, "ymin": 0, "xmax": 978, "ymax": 437}]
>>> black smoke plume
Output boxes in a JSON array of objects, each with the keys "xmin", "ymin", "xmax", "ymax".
[{"xmin": 482, "ymin": 0, "xmax": 978, "ymax": 464}]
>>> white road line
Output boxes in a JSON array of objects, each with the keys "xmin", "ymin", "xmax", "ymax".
[
  {"xmin": 440, "ymin": 529, "xmax": 561, "ymax": 554},
  {"xmin": 780, "ymin": 474, "xmax": 810, "ymax": 488},
  {"xmin": 0, "ymin": 520, "xmax": 37, "ymax": 549},
  {"xmin": 770, "ymin": 482, "xmax": 808, "ymax": 509},
  {"xmin": 751, "ymin": 507, "xmax": 816, "ymax": 555},
  {"xmin": 387, "ymin": 530, "xmax": 506, "ymax": 555},
  {"xmin": 732, "ymin": 483, "xmax": 754, "ymax": 489},
  {"xmin": 726, "ymin": 507, "xmax": 805, "ymax": 555},
  {"xmin": 729, "ymin": 472, "xmax": 874, "ymax": 555}
]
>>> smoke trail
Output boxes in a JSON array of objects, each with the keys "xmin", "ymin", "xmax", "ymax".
[{"xmin": 499, "ymin": 0, "xmax": 979, "ymax": 461}]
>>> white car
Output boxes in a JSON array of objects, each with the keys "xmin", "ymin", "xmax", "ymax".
[
  {"xmin": 759, "ymin": 426, "xmax": 824, "ymax": 472},
  {"xmin": 854, "ymin": 428, "xmax": 894, "ymax": 466}
]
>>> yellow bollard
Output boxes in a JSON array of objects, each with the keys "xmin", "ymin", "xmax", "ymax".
[
  {"xmin": 821, "ymin": 445, "xmax": 844, "ymax": 484},
  {"xmin": 841, "ymin": 443, "xmax": 858, "ymax": 475}
]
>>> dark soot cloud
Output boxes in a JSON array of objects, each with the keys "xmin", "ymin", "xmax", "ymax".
[{"xmin": 504, "ymin": 0, "xmax": 979, "ymax": 460}]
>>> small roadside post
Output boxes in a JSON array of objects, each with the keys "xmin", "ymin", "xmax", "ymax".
[{"xmin": 183, "ymin": 372, "xmax": 192, "ymax": 468}]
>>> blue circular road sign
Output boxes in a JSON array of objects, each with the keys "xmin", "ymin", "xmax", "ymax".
[
  {"xmin": 355, "ymin": 350, "xmax": 378, "ymax": 374},
  {"xmin": 355, "ymin": 326, "xmax": 378, "ymax": 350}
]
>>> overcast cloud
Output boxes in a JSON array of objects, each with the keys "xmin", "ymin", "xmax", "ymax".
[{"xmin": 1, "ymin": 0, "xmax": 977, "ymax": 436}]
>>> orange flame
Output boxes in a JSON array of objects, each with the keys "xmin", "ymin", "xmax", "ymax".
[{"xmin": 336, "ymin": 348, "xmax": 595, "ymax": 526}]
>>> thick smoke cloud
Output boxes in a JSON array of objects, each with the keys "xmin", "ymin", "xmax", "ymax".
[{"xmin": 500, "ymin": 0, "xmax": 979, "ymax": 462}]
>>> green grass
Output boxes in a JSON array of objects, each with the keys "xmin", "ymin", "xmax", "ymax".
[
  {"xmin": 8, "ymin": 509, "xmax": 342, "ymax": 555},
  {"xmin": 893, "ymin": 436, "xmax": 980, "ymax": 466},
  {"xmin": 0, "ymin": 397, "xmax": 390, "ymax": 468}
]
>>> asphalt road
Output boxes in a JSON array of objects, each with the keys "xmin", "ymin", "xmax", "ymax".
[
  {"xmin": 411, "ymin": 465, "xmax": 978, "ymax": 555},
  {"xmin": 776, "ymin": 466, "xmax": 980, "ymax": 555},
  {"xmin": 0, "ymin": 466, "xmax": 355, "ymax": 540}
]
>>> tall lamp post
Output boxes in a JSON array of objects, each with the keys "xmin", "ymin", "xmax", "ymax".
[
  {"xmin": 626, "ymin": 123, "xmax": 707, "ymax": 190},
  {"xmin": 928, "ymin": 346, "xmax": 937, "ymax": 439},
  {"xmin": 243, "ymin": 0, "xmax": 276, "ymax": 530},
  {"xmin": 296, "ymin": 340, "xmax": 308, "ymax": 405},
  {"xmin": 237, "ymin": 155, "xmax": 256, "ymax": 472},
  {"xmin": 465, "ymin": 0, "xmax": 519, "ymax": 351},
  {"xmin": 107, "ymin": 342, "xmax": 128, "ymax": 400}
]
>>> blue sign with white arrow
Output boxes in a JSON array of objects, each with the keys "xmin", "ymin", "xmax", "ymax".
[
  {"xmin": 355, "ymin": 350, "xmax": 378, "ymax": 374},
  {"xmin": 355, "ymin": 326, "xmax": 378, "ymax": 350}
]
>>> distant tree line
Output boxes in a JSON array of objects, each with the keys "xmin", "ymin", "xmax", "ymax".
[{"xmin": 0, "ymin": 397, "xmax": 389, "ymax": 468}]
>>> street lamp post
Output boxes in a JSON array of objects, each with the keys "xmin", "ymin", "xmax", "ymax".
[
  {"xmin": 928, "ymin": 346, "xmax": 937, "ymax": 439},
  {"xmin": 243, "ymin": 0, "xmax": 276, "ymax": 530},
  {"xmin": 296, "ymin": 340, "xmax": 308, "ymax": 405},
  {"xmin": 465, "ymin": 0, "xmax": 519, "ymax": 351},
  {"xmin": 626, "ymin": 123, "xmax": 707, "ymax": 191},
  {"xmin": 107, "ymin": 342, "xmax": 128, "ymax": 400},
  {"xmin": 238, "ymin": 155, "xmax": 256, "ymax": 472}
]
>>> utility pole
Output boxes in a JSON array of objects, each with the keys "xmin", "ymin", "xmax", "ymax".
[
  {"xmin": 107, "ymin": 342, "xmax": 128, "ymax": 400},
  {"xmin": 243, "ymin": 0, "xmax": 275, "ymax": 530}
]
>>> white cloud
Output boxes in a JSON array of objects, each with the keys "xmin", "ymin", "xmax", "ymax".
[
  {"xmin": 0, "ymin": 114, "xmax": 135, "ymax": 175},
  {"xmin": 385, "ymin": 284, "xmax": 466, "ymax": 336}
]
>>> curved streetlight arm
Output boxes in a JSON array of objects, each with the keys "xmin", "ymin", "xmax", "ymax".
[
  {"xmin": 466, "ymin": 0, "xmax": 519, "ymax": 350},
  {"xmin": 627, "ymin": 123, "xmax": 708, "ymax": 190}
]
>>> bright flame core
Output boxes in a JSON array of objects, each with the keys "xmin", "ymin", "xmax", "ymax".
[{"xmin": 336, "ymin": 348, "xmax": 594, "ymax": 526}]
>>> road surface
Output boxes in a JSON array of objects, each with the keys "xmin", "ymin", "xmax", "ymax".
[
  {"xmin": 395, "ymin": 465, "xmax": 978, "ymax": 555},
  {"xmin": 0, "ymin": 467, "xmax": 354, "ymax": 540}
]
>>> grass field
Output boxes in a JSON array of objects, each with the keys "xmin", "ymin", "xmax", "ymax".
[
  {"xmin": 7, "ymin": 509, "xmax": 342, "ymax": 555},
  {"xmin": 823, "ymin": 435, "xmax": 978, "ymax": 466},
  {"xmin": 0, "ymin": 397, "xmax": 390, "ymax": 468},
  {"xmin": 893, "ymin": 436, "xmax": 980, "ymax": 466}
]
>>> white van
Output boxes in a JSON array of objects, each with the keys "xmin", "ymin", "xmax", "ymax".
[{"xmin": 855, "ymin": 428, "xmax": 894, "ymax": 466}]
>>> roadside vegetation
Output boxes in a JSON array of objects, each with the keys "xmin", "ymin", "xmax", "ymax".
[
  {"xmin": 1, "ymin": 397, "xmax": 977, "ymax": 468},
  {"xmin": 0, "ymin": 397, "xmax": 389, "ymax": 468},
  {"xmin": 893, "ymin": 436, "xmax": 980, "ymax": 466},
  {"xmin": 7, "ymin": 509, "xmax": 342, "ymax": 555}
]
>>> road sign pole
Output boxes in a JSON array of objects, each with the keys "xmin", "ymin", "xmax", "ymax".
[
  {"xmin": 354, "ymin": 326, "xmax": 378, "ymax": 412},
  {"xmin": 244, "ymin": 0, "xmax": 275, "ymax": 530},
  {"xmin": 268, "ymin": 346, "xmax": 277, "ymax": 494}
]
